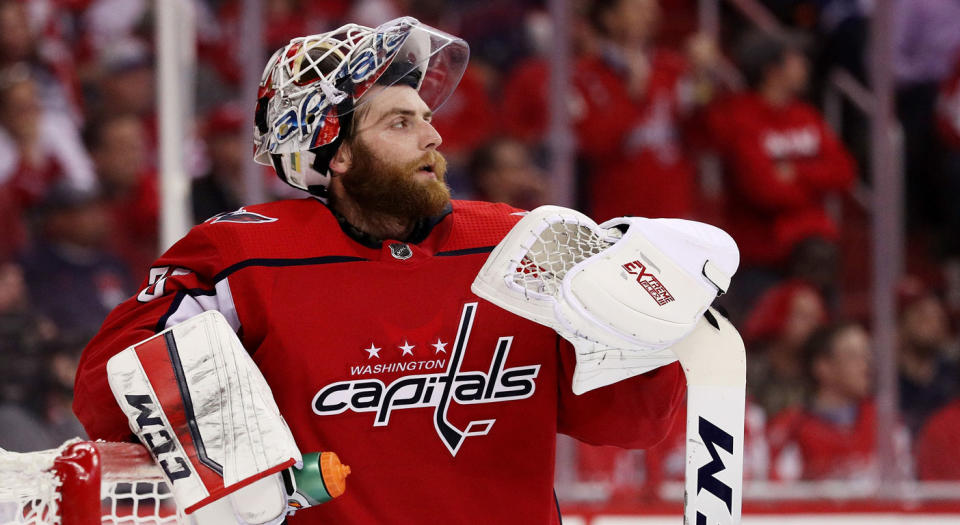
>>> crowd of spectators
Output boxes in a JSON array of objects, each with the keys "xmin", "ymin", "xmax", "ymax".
[{"xmin": 1, "ymin": 0, "xmax": 959, "ymax": 498}]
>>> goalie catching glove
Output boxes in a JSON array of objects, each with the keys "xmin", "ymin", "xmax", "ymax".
[
  {"xmin": 472, "ymin": 205, "xmax": 739, "ymax": 393},
  {"xmin": 106, "ymin": 311, "xmax": 349, "ymax": 523}
]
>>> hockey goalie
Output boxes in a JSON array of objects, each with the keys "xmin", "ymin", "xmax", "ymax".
[{"xmin": 74, "ymin": 16, "xmax": 745, "ymax": 525}]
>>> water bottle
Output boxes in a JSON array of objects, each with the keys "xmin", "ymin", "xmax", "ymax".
[{"xmin": 286, "ymin": 451, "xmax": 351, "ymax": 511}]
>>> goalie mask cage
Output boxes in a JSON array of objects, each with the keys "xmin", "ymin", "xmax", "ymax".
[{"xmin": 0, "ymin": 441, "xmax": 183, "ymax": 525}]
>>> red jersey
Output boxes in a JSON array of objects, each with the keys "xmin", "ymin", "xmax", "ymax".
[
  {"xmin": 501, "ymin": 50, "xmax": 696, "ymax": 221},
  {"xmin": 74, "ymin": 198, "xmax": 685, "ymax": 524},
  {"xmin": 916, "ymin": 399, "xmax": 960, "ymax": 480},
  {"xmin": 107, "ymin": 171, "xmax": 160, "ymax": 275},
  {"xmin": 502, "ymin": 58, "xmax": 551, "ymax": 145},
  {"xmin": 705, "ymin": 93, "xmax": 856, "ymax": 266},
  {"xmin": 575, "ymin": 49, "xmax": 697, "ymax": 221},
  {"xmin": 430, "ymin": 65, "xmax": 496, "ymax": 155},
  {"xmin": 766, "ymin": 401, "xmax": 909, "ymax": 481}
]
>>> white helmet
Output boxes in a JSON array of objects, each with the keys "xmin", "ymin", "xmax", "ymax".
[{"xmin": 252, "ymin": 17, "xmax": 469, "ymax": 200}]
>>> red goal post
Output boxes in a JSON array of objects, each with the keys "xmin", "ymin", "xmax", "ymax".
[{"xmin": 0, "ymin": 440, "xmax": 182, "ymax": 525}]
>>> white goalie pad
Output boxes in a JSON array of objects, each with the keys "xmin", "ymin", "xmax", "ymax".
[
  {"xmin": 471, "ymin": 205, "xmax": 739, "ymax": 393},
  {"xmin": 106, "ymin": 311, "xmax": 302, "ymax": 522}
]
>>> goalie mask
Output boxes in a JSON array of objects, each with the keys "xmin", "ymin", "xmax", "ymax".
[{"xmin": 252, "ymin": 17, "xmax": 469, "ymax": 200}]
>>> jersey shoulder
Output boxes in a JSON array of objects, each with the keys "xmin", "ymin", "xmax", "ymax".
[
  {"xmin": 190, "ymin": 198, "xmax": 348, "ymax": 262},
  {"xmin": 444, "ymin": 200, "xmax": 526, "ymax": 251}
]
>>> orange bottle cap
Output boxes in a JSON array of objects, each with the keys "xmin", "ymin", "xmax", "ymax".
[{"xmin": 319, "ymin": 451, "xmax": 351, "ymax": 498}]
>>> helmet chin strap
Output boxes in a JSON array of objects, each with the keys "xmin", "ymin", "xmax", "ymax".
[{"xmin": 307, "ymin": 146, "xmax": 337, "ymax": 200}]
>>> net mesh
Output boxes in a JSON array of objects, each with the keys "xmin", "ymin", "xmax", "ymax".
[
  {"xmin": 512, "ymin": 218, "xmax": 615, "ymax": 299},
  {"xmin": 0, "ymin": 441, "xmax": 182, "ymax": 525},
  {"xmin": 100, "ymin": 479, "xmax": 179, "ymax": 525},
  {"xmin": 0, "ymin": 440, "xmax": 75, "ymax": 525}
]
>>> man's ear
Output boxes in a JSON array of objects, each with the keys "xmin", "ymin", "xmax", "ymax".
[{"xmin": 329, "ymin": 141, "xmax": 352, "ymax": 176}]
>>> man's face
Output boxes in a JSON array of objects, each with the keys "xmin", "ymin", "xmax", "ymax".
[
  {"xmin": 45, "ymin": 201, "xmax": 111, "ymax": 248},
  {"xmin": 901, "ymin": 295, "xmax": 949, "ymax": 353},
  {"xmin": 831, "ymin": 325, "xmax": 873, "ymax": 400},
  {"xmin": 0, "ymin": 262, "xmax": 26, "ymax": 313},
  {"xmin": 779, "ymin": 51, "xmax": 809, "ymax": 96},
  {"xmin": 101, "ymin": 67, "xmax": 154, "ymax": 116},
  {"xmin": 335, "ymin": 85, "xmax": 450, "ymax": 219},
  {"xmin": 477, "ymin": 139, "xmax": 547, "ymax": 209},
  {"xmin": 817, "ymin": 325, "xmax": 873, "ymax": 401},
  {"xmin": 0, "ymin": 79, "xmax": 40, "ymax": 140},
  {"xmin": 0, "ymin": 2, "xmax": 32, "ymax": 62},
  {"xmin": 605, "ymin": 0, "xmax": 661, "ymax": 47},
  {"xmin": 208, "ymin": 131, "xmax": 246, "ymax": 176},
  {"xmin": 783, "ymin": 288, "xmax": 825, "ymax": 348},
  {"xmin": 94, "ymin": 116, "xmax": 147, "ymax": 190}
]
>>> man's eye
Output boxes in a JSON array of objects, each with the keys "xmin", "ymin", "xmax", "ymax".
[{"xmin": 391, "ymin": 118, "xmax": 408, "ymax": 129}]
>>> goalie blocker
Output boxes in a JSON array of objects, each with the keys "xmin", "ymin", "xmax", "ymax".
[{"xmin": 106, "ymin": 311, "xmax": 350, "ymax": 524}]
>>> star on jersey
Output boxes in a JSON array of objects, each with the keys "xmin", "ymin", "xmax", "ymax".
[
  {"xmin": 432, "ymin": 339, "xmax": 448, "ymax": 354},
  {"xmin": 364, "ymin": 344, "xmax": 381, "ymax": 359},
  {"xmin": 399, "ymin": 341, "xmax": 415, "ymax": 356}
]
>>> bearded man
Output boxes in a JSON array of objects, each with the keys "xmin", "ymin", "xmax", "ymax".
[{"xmin": 72, "ymin": 18, "xmax": 686, "ymax": 524}]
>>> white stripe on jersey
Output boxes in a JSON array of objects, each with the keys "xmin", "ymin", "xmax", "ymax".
[{"xmin": 164, "ymin": 277, "xmax": 241, "ymax": 333}]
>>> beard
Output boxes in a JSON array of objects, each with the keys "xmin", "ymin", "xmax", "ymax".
[{"xmin": 339, "ymin": 139, "xmax": 450, "ymax": 219}]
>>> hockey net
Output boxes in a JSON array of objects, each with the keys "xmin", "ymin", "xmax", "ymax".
[{"xmin": 0, "ymin": 441, "xmax": 183, "ymax": 525}]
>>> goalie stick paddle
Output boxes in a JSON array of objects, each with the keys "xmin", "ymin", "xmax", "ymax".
[{"xmin": 671, "ymin": 308, "xmax": 745, "ymax": 525}]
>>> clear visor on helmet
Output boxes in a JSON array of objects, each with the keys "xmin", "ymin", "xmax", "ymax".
[{"xmin": 253, "ymin": 17, "xmax": 469, "ymax": 164}]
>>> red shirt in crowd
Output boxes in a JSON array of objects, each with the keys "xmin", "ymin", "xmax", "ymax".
[
  {"xmin": 501, "ymin": 49, "xmax": 697, "ymax": 221},
  {"xmin": 502, "ymin": 58, "xmax": 551, "ymax": 146},
  {"xmin": 574, "ymin": 49, "xmax": 696, "ymax": 221},
  {"xmin": 706, "ymin": 92, "xmax": 856, "ymax": 266},
  {"xmin": 766, "ymin": 401, "xmax": 909, "ymax": 481},
  {"xmin": 106, "ymin": 171, "xmax": 159, "ymax": 276},
  {"xmin": 916, "ymin": 399, "xmax": 960, "ymax": 480},
  {"xmin": 430, "ymin": 64, "xmax": 496, "ymax": 156},
  {"xmin": 0, "ymin": 153, "xmax": 64, "ymax": 257}
]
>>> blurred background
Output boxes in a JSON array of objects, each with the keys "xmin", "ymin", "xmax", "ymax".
[{"xmin": 1, "ymin": 0, "xmax": 959, "ymax": 522}]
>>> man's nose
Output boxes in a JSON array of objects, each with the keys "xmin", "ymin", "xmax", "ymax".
[{"xmin": 421, "ymin": 121, "xmax": 442, "ymax": 150}]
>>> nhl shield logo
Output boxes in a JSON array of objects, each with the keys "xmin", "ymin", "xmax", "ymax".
[{"xmin": 389, "ymin": 243, "xmax": 412, "ymax": 260}]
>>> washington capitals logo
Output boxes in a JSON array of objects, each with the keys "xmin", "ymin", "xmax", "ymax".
[
  {"xmin": 311, "ymin": 303, "xmax": 541, "ymax": 456},
  {"xmin": 208, "ymin": 208, "xmax": 278, "ymax": 224}
]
